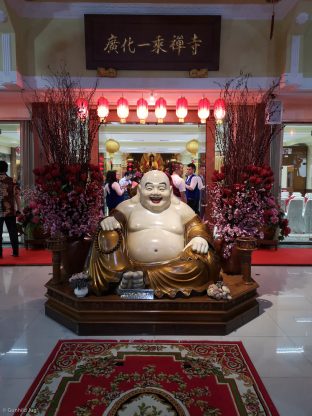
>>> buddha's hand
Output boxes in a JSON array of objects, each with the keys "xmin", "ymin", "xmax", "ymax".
[
  {"xmin": 184, "ymin": 237, "xmax": 209, "ymax": 254},
  {"xmin": 100, "ymin": 216, "xmax": 121, "ymax": 231}
]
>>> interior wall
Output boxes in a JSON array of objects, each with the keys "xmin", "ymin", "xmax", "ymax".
[{"xmin": 9, "ymin": 15, "xmax": 286, "ymax": 78}]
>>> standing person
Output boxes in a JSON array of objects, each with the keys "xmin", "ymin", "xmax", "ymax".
[
  {"xmin": 129, "ymin": 171, "xmax": 142, "ymax": 197},
  {"xmin": 0, "ymin": 161, "xmax": 21, "ymax": 257},
  {"xmin": 104, "ymin": 170, "xmax": 125, "ymax": 214},
  {"xmin": 170, "ymin": 162, "xmax": 187, "ymax": 203},
  {"xmin": 185, "ymin": 163, "xmax": 203, "ymax": 215},
  {"xmin": 119, "ymin": 171, "xmax": 132, "ymax": 200}
]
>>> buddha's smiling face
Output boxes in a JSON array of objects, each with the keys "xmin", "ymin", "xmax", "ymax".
[{"xmin": 139, "ymin": 170, "xmax": 172, "ymax": 213}]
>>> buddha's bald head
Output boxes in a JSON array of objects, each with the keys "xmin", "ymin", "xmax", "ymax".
[{"xmin": 139, "ymin": 170, "xmax": 172, "ymax": 213}]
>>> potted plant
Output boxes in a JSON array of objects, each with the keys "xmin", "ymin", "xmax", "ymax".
[
  {"xmin": 210, "ymin": 164, "xmax": 274, "ymax": 270},
  {"xmin": 17, "ymin": 198, "xmax": 46, "ymax": 248},
  {"xmin": 69, "ymin": 272, "xmax": 90, "ymax": 297},
  {"xmin": 207, "ymin": 74, "xmax": 282, "ymax": 271},
  {"xmin": 262, "ymin": 196, "xmax": 291, "ymax": 241},
  {"xmin": 27, "ymin": 66, "xmax": 103, "ymax": 276}
]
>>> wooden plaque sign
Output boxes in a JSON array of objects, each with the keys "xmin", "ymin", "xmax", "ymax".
[{"xmin": 85, "ymin": 14, "xmax": 221, "ymax": 71}]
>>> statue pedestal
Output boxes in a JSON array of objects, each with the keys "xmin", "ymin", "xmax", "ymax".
[{"xmin": 45, "ymin": 274, "xmax": 259, "ymax": 336}]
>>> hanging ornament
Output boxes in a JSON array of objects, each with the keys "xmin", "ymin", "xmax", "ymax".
[
  {"xmin": 76, "ymin": 98, "xmax": 88, "ymax": 120},
  {"xmin": 97, "ymin": 97, "xmax": 109, "ymax": 122},
  {"xmin": 137, "ymin": 98, "xmax": 149, "ymax": 124},
  {"xmin": 127, "ymin": 158, "xmax": 134, "ymax": 172},
  {"xmin": 105, "ymin": 138, "xmax": 120, "ymax": 155},
  {"xmin": 213, "ymin": 98, "xmax": 226, "ymax": 124},
  {"xmin": 186, "ymin": 139, "xmax": 199, "ymax": 156},
  {"xmin": 155, "ymin": 97, "xmax": 167, "ymax": 123},
  {"xmin": 266, "ymin": 0, "xmax": 280, "ymax": 40},
  {"xmin": 117, "ymin": 97, "xmax": 129, "ymax": 123},
  {"xmin": 176, "ymin": 97, "xmax": 188, "ymax": 122},
  {"xmin": 198, "ymin": 97, "xmax": 210, "ymax": 123}
]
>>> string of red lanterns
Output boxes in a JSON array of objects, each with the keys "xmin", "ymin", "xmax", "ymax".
[{"xmin": 76, "ymin": 96, "xmax": 226, "ymax": 124}]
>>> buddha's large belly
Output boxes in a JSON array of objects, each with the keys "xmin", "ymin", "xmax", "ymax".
[{"xmin": 127, "ymin": 229, "xmax": 184, "ymax": 263}]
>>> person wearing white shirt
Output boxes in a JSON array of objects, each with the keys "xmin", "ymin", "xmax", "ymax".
[
  {"xmin": 119, "ymin": 171, "xmax": 132, "ymax": 200},
  {"xmin": 171, "ymin": 162, "xmax": 187, "ymax": 203}
]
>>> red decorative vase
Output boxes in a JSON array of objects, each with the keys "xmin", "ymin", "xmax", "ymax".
[
  {"xmin": 214, "ymin": 238, "xmax": 242, "ymax": 275},
  {"xmin": 262, "ymin": 225, "xmax": 278, "ymax": 240},
  {"xmin": 61, "ymin": 237, "xmax": 92, "ymax": 279}
]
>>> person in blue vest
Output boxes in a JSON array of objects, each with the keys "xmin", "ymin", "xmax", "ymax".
[
  {"xmin": 185, "ymin": 163, "xmax": 203, "ymax": 216},
  {"xmin": 104, "ymin": 170, "xmax": 125, "ymax": 214}
]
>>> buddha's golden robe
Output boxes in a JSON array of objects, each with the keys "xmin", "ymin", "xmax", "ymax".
[{"xmin": 88, "ymin": 210, "xmax": 220, "ymax": 298}]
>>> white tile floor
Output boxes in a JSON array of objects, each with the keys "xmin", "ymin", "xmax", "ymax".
[{"xmin": 0, "ymin": 265, "xmax": 312, "ymax": 416}]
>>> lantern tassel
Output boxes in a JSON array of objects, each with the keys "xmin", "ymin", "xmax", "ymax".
[{"xmin": 269, "ymin": 11, "xmax": 275, "ymax": 40}]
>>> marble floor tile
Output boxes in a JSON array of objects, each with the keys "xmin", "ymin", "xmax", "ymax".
[{"xmin": 1, "ymin": 264, "xmax": 312, "ymax": 415}]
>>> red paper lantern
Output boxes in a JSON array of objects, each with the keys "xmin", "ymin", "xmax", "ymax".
[
  {"xmin": 198, "ymin": 97, "xmax": 210, "ymax": 123},
  {"xmin": 213, "ymin": 98, "xmax": 226, "ymax": 123},
  {"xmin": 176, "ymin": 97, "xmax": 188, "ymax": 122},
  {"xmin": 137, "ymin": 98, "xmax": 148, "ymax": 124},
  {"xmin": 76, "ymin": 98, "xmax": 88, "ymax": 120},
  {"xmin": 97, "ymin": 97, "xmax": 109, "ymax": 121},
  {"xmin": 117, "ymin": 97, "xmax": 129, "ymax": 123},
  {"xmin": 155, "ymin": 97, "xmax": 167, "ymax": 123}
]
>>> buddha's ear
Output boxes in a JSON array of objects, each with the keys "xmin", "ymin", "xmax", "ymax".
[
  {"xmin": 136, "ymin": 184, "xmax": 141, "ymax": 198},
  {"xmin": 131, "ymin": 186, "xmax": 140, "ymax": 203}
]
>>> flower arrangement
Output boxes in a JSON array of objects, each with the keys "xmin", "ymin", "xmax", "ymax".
[
  {"xmin": 27, "ymin": 66, "xmax": 104, "ymax": 240},
  {"xmin": 33, "ymin": 162, "xmax": 103, "ymax": 238},
  {"xmin": 210, "ymin": 164, "xmax": 274, "ymax": 258},
  {"xmin": 17, "ymin": 189, "xmax": 45, "ymax": 240},
  {"xmin": 208, "ymin": 74, "xmax": 285, "ymax": 260},
  {"xmin": 17, "ymin": 201, "xmax": 41, "ymax": 228},
  {"xmin": 69, "ymin": 272, "xmax": 90, "ymax": 289},
  {"xmin": 262, "ymin": 196, "xmax": 291, "ymax": 241}
]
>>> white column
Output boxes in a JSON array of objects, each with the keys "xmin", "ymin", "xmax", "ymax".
[
  {"xmin": 307, "ymin": 145, "xmax": 312, "ymax": 190},
  {"xmin": 290, "ymin": 35, "xmax": 301, "ymax": 75},
  {"xmin": 1, "ymin": 33, "xmax": 11, "ymax": 73}
]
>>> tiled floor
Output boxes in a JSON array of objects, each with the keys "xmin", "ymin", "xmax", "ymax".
[{"xmin": 1, "ymin": 265, "xmax": 312, "ymax": 415}]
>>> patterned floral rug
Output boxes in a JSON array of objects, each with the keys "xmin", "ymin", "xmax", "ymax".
[{"xmin": 16, "ymin": 340, "xmax": 279, "ymax": 416}]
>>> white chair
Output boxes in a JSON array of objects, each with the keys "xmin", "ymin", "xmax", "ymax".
[
  {"xmin": 304, "ymin": 199, "xmax": 312, "ymax": 233},
  {"xmin": 286, "ymin": 198, "xmax": 305, "ymax": 233},
  {"xmin": 304, "ymin": 193, "xmax": 312, "ymax": 200},
  {"xmin": 291, "ymin": 192, "xmax": 302, "ymax": 197},
  {"xmin": 281, "ymin": 191, "xmax": 289, "ymax": 198}
]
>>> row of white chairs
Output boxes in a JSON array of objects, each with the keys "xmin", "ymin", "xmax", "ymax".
[
  {"xmin": 281, "ymin": 191, "xmax": 312, "ymax": 199},
  {"xmin": 280, "ymin": 197, "xmax": 312, "ymax": 233}
]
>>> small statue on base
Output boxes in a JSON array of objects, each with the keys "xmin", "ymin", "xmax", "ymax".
[{"xmin": 88, "ymin": 170, "xmax": 220, "ymax": 298}]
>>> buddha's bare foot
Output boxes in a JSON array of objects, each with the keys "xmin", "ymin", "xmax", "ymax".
[{"xmin": 118, "ymin": 271, "xmax": 145, "ymax": 290}]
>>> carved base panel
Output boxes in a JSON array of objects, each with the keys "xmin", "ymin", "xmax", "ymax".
[{"xmin": 45, "ymin": 274, "xmax": 260, "ymax": 336}]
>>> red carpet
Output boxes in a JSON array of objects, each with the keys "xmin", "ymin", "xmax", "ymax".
[
  {"xmin": 0, "ymin": 247, "xmax": 310, "ymax": 266},
  {"xmin": 15, "ymin": 340, "xmax": 279, "ymax": 416},
  {"xmin": 252, "ymin": 248, "xmax": 312, "ymax": 266},
  {"xmin": 0, "ymin": 248, "xmax": 52, "ymax": 266}
]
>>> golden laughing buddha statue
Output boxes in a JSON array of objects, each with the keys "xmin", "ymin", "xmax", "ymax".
[{"xmin": 88, "ymin": 170, "xmax": 220, "ymax": 298}]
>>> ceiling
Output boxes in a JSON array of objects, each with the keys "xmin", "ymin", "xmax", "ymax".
[
  {"xmin": 283, "ymin": 124, "xmax": 312, "ymax": 147},
  {"xmin": 8, "ymin": 0, "xmax": 296, "ymax": 20}
]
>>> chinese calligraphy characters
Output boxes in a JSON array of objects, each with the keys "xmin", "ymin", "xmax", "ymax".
[{"xmin": 104, "ymin": 33, "xmax": 203, "ymax": 56}]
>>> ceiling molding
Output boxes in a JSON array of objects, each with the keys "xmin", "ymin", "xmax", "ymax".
[
  {"xmin": 8, "ymin": 0, "xmax": 299, "ymax": 20},
  {"xmin": 21, "ymin": 75, "xmax": 279, "ymax": 106}
]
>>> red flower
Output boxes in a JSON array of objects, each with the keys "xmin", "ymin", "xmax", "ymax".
[
  {"xmin": 80, "ymin": 173, "xmax": 87, "ymax": 182},
  {"xmin": 223, "ymin": 188, "xmax": 232, "ymax": 196}
]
